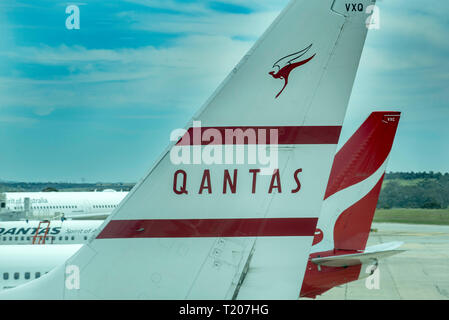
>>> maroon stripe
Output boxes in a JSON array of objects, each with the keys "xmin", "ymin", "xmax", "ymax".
[
  {"xmin": 96, "ymin": 218, "xmax": 318, "ymax": 239},
  {"xmin": 176, "ymin": 126, "xmax": 341, "ymax": 145}
]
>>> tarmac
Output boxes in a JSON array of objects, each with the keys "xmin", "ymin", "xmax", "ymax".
[{"xmin": 313, "ymin": 222, "xmax": 449, "ymax": 300}]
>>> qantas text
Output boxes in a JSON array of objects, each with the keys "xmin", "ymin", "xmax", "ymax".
[
  {"xmin": 173, "ymin": 168, "xmax": 302, "ymax": 195},
  {"xmin": 0, "ymin": 227, "xmax": 61, "ymax": 236},
  {"xmin": 170, "ymin": 121, "xmax": 279, "ymax": 175}
]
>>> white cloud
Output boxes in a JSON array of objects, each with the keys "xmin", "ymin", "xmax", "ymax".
[{"xmin": 0, "ymin": 35, "xmax": 254, "ymax": 112}]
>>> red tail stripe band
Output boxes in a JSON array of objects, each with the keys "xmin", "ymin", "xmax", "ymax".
[
  {"xmin": 176, "ymin": 126, "xmax": 342, "ymax": 145},
  {"xmin": 97, "ymin": 218, "xmax": 318, "ymax": 239}
]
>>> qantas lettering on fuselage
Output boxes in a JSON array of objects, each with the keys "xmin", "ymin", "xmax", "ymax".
[
  {"xmin": 0, "ymin": 227, "xmax": 61, "ymax": 236},
  {"xmin": 173, "ymin": 168, "xmax": 302, "ymax": 195}
]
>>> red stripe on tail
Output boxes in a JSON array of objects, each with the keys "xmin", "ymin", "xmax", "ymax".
[
  {"xmin": 176, "ymin": 126, "xmax": 341, "ymax": 145},
  {"xmin": 97, "ymin": 217, "xmax": 318, "ymax": 239}
]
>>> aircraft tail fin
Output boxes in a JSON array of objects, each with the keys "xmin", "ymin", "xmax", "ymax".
[
  {"xmin": 300, "ymin": 112, "xmax": 401, "ymax": 298},
  {"xmin": 312, "ymin": 111, "xmax": 401, "ymax": 252}
]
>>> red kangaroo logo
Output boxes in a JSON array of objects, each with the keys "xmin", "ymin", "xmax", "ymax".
[{"xmin": 269, "ymin": 44, "xmax": 316, "ymax": 98}]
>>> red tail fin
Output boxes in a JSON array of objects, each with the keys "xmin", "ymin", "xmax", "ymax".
[
  {"xmin": 312, "ymin": 111, "xmax": 401, "ymax": 252},
  {"xmin": 301, "ymin": 111, "xmax": 401, "ymax": 299}
]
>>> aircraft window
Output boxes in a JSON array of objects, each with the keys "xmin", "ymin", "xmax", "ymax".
[
  {"xmin": 9, "ymin": 237, "xmax": 12, "ymax": 241},
  {"xmin": 20, "ymin": 237, "xmax": 24, "ymax": 241},
  {"xmin": 71, "ymin": 236, "xmax": 75, "ymax": 240},
  {"xmin": 84, "ymin": 236, "xmax": 87, "ymax": 240},
  {"xmin": 25, "ymin": 272, "xmax": 30, "ymax": 280},
  {"xmin": 14, "ymin": 272, "xmax": 19, "ymax": 280},
  {"xmin": 65, "ymin": 236, "xmax": 68, "ymax": 241},
  {"xmin": 35, "ymin": 272, "xmax": 41, "ymax": 279},
  {"xmin": 14, "ymin": 237, "xmax": 18, "ymax": 241},
  {"xmin": 26, "ymin": 237, "xmax": 30, "ymax": 241},
  {"xmin": 59, "ymin": 236, "xmax": 62, "ymax": 241},
  {"xmin": 2, "ymin": 237, "xmax": 5, "ymax": 241},
  {"xmin": 3, "ymin": 273, "xmax": 8, "ymax": 280},
  {"xmin": 0, "ymin": 203, "xmax": 4, "ymax": 208}
]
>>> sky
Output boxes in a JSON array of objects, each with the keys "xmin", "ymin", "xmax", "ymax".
[{"xmin": 0, "ymin": 0, "xmax": 448, "ymax": 182}]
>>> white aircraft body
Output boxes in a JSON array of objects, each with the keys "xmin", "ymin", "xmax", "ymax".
[
  {"xmin": 2, "ymin": 191, "xmax": 127, "ymax": 220},
  {"xmin": 0, "ymin": 220, "xmax": 103, "ymax": 245},
  {"xmin": 1, "ymin": 0, "xmax": 377, "ymax": 299},
  {"xmin": 0, "ymin": 245, "xmax": 82, "ymax": 290}
]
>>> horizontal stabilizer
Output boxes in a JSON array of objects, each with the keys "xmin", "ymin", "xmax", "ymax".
[{"xmin": 311, "ymin": 241, "xmax": 404, "ymax": 267}]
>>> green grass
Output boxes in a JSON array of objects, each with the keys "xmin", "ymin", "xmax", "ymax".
[{"xmin": 374, "ymin": 208, "xmax": 449, "ymax": 225}]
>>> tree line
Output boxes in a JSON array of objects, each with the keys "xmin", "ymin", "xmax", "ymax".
[
  {"xmin": 1, "ymin": 171, "xmax": 448, "ymax": 209},
  {"xmin": 378, "ymin": 172, "xmax": 449, "ymax": 209}
]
